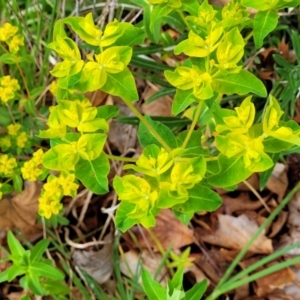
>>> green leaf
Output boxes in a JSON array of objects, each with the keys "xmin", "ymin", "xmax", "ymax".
[
  {"xmin": 7, "ymin": 265, "xmax": 26, "ymax": 281},
  {"xmin": 241, "ymin": 0, "xmax": 274, "ymax": 10},
  {"xmin": 208, "ymin": 154, "xmax": 252, "ymax": 187},
  {"xmin": 13, "ymin": 174, "xmax": 23, "ymax": 193},
  {"xmin": 172, "ymin": 89, "xmax": 197, "ymax": 116},
  {"xmin": 116, "ymin": 115, "xmax": 191, "ymax": 128},
  {"xmin": 185, "ymin": 280, "xmax": 208, "ymax": 300},
  {"xmin": 253, "ymin": 10, "xmax": 278, "ymax": 49},
  {"xmin": 259, "ymin": 152, "xmax": 280, "ymax": 191},
  {"xmin": 138, "ymin": 115, "xmax": 178, "ymax": 149},
  {"xmin": 0, "ymin": 268, "xmax": 9, "ymax": 283},
  {"xmin": 30, "ymin": 261, "xmax": 64, "ymax": 280},
  {"xmin": 173, "ymin": 185, "xmax": 223, "ymax": 213},
  {"xmin": 181, "ymin": 0, "xmax": 200, "ymax": 16},
  {"xmin": 171, "ymin": 269, "xmax": 184, "ymax": 289},
  {"xmin": 26, "ymin": 273, "xmax": 45, "ymax": 295},
  {"xmin": 213, "ymin": 70, "xmax": 267, "ymax": 97},
  {"xmin": 115, "ymin": 201, "xmax": 139, "ymax": 232},
  {"xmin": 173, "ymin": 210, "xmax": 194, "ymax": 225},
  {"xmin": 101, "ymin": 68, "xmax": 138, "ymax": 102},
  {"xmin": 75, "ymin": 153, "xmax": 109, "ymax": 195},
  {"xmin": 96, "ymin": 105, "xmax": 119, "ymax": 120},
  {"xmin": 142, "ymin": 269, "xmax": 167, "ymax": 300},
  {"xmin": 150, "ymin": 4, "xmax": 173, "ymax": 31},
  {"xmin": 7, "ymin": 231, "xmax": 26, "ymax": 257},
  {"xmin": 112, "ymin": 26, "xmax": 145, "ymax": 47},
  {"xmin": 177, "ymin": 130, "xmax": 210, "ymax": 157},
  {"xmin": 146, "ymin": 87, "xmax": 176, "ymax": 104},
  {"xmin": 30, "ymin": 239, "xmax": 50, "ymax": 262}
]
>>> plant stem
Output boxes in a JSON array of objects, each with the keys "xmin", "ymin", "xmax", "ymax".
[
  {"xmin": 182, "ymin": 100, "xmax": 204, "ymax": 149},
  {"xmin": 206, "ymin": 182, "xmax": 300, "ymax": 300},
  {"xmin": 106, "ymin": 154, "xmax": 137, "ymax": 163},
  {"xmin": 121, "ymin": 98, "xmax": 172, "ymax": 152}
]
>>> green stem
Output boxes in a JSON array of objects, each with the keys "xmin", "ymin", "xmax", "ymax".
[
  {"xmin": 217, "ymin": 255, "xmax": 300, "ymax": 296},
  {"xmin": 244, "ymin": 30, "xmax": 253, "ymax": 42},
  {"xmin": 121, "ymin": 98, "xmax": 172, "ymax": 152},
  {"xmin": 206, "ymin": 182, "xmax": 300, "ymax": 300},
  {"xmin": 178, "ymin": 10, "xmax": 189, "ymax": 28},
  {"xmin": 106, "ymin": 154, "xmax": 137, "ymax": 163},
  {"xmin": 182, "ymin": 101, "xmax": 204, "ymax": 149}
]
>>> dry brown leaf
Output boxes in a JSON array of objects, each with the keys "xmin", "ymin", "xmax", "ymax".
[
  {"xmin": 0, "ymin": 181, "xmax": 42, "ymax": 241},
  {"xmin": 141, "ymin": 87, "xmax": 172, "ymax": 116},
  {"xmin": 223, "ymin": 192, "xmax": 265, "ymax": 215},
  {"xmin": 108, "ymin": 96, "xmax": 137, "ymax": 153},
  {"xmin": 255, "ymin": 267, "xmax": 296, "ymax": 297},
  {"xmin": 120, "ymin": 249, "xmax": 169, "ymax": 286},
  {"xmin": 278, "ymin": 38, "xmax": 296, "ymax": 63},
  {"xmin": 132, "ymin": 209, "xmax": 194, "ymax": 251},
  {"xmin": 266, "ymin": 163, "xmax": 288, "ymax": 202},
  {"xmin": 7, "ymin": 291, "xmax": 28, "ymax": 300},
  {"xmin": 185, "ymin": 264, "xmax": 209, "ymax": 285},
  {"xmin": 283, "ymin": 267, "xmax": 300, "ymax": 299},
  {"xmin": 85, "ymin": 90, "xmax": 107, "ymax": 107},
  {"xmin": 269, "ymin": 211, "xmax": 288, "ymax": 238},
  {"xmin": 72, "ymin": 234, "xmax": 113, "ymax": 284},
  {"xmin": 196, "ymin": 214, "xmax": 273, "ymax": 254},
  {"xmin": 194, "ymin": 248, "xmax": 228, "ymax": 284}
]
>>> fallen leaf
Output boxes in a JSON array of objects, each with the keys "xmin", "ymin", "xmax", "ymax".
[
  {"xmin": 255, "ymin": 266, "xmax": 296, "ymax": 297},
  {"xmin": 222, "ymin": 192, "xmax": 266, "ymax": 215},
  {"xmin": 195, "ymin": 214, "xmax": 273, "ymax": 254},
  {"xmin": 72, "ymin": 234, "xmax": 113, "ymax": 284},
  {"xmin": 0, "ymin": 181, "xmax": 42, "ymax": 241},
  {"xmin": 132, "ymin": 209, "xmax": 194, "ymax": 251},
  {"xmin": 141, "ymin": 86, "xmax": 172, "ymax": 116},
  {"xmin": 108, "ymin": 96, "xmax": 137, "ymax": 153},
  {"xmin": 120, "ymin": 249, "xmax": 169, "ymax": 286},
  {"xmin": 266, "ymin": 163, "xmax": 288, "ymax": 202}
]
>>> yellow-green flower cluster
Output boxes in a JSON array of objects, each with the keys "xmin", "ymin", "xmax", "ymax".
[
  {"xmin": 0, "ymin": 76, "xmax": 20, "ymax": 103},
  {"xmin": 0, "ymin": 22, "xmax": 24, "ymax": 53},
  {"xmin": 0, "ymin": 123, "xmax": 28, "ymax": 151},
  {"xmin": 21, "ymin": 149, "xmax": 44, "ymax": 181},
  {"xmin": 38, "ymin": 173, "xmax": 78, "ymax": 219},
  {"xmin": 0, "ymin": 154, "xmax": 17, "ymax": 176}
]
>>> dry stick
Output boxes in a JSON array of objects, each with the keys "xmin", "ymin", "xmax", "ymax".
[
  {"xmin": 242, "ymin": 179, "xmax": 271, "ymax": 213},
  {"xmin": 74, "ymin": 265, "xmax": 96, "ymax": 300},
  {"xmin": 41, "ymin": 217, "xmax": 55, "ymax": 263},
  {"xmin": 65, "ymin": 188, "xmax": 89, "ymax": 215},
  {"xmin": 77, "ymin": 191, "xmax": 93, "ymax": 229},
  {"xmin": 64, "ymin": 227, "xmax": 112, "ymax": 249}
]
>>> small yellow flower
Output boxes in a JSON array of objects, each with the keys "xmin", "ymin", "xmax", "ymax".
[
  {"xmin": 0, "ymin": 23, "xmax": 18, "ymax": 42},
  {"xmin": 58, "ymin": 173, "xmax": 78, "ymax": 196},
  {"xmin": 0, "ymin": 76, "xmax": 20, "ymax": 90},
  {"xmin": 7, "ymin": 34, "xmax": 24, "ymax": 53},
  {"xmin": 16, "ymin": 131, "xmax": 27, "ymax": 148},
  {"xmin": 7, "ymin": 123, "xmax": 21, "ymax": 136},
  {"xmin": 0, "ymin": 136, "xmax": 11, "ymax": 148},
  {"xmin": 0, "ymin": 87, "xmax": 15, "ymax": 102},
  {"xmin": 38, "ymin": 193, "xmax": 63, "ymax": 219},
  {"xmin": 0, "ymin": 154, "xmax": 17, "ymax": 175},
  {"xmin": 21, "ymin": 160, "xmax": 41, "ymax": 181},
  {"xmin": 44, "ymin": 177, "xmax": 62, "ymax": 199},
  {"xmin": 32, "ymin": 149, "xmax": 44, "ymax": 165}
]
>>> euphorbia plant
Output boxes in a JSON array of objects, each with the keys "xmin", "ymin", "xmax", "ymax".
[
  {"xmin": 38, "ymin": 0, "xmax": 300, "ymax": 230},
  {"xmin": 1, "ymin": 0, "xmax": 300, "ymax": 298}
]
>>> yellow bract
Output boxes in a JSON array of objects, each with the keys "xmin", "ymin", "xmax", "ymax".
[
  {"xmin": 0, "ymin": 76, "xmax": 20, "ymax": 103},
  {"xmin": 21, "ymin": 149, "xmax": 44, "ymax": 181},
  {"xmin": 0, "ymin": 154, "xmax": 17, "ymax": 176},
  {"xmin": 0, "ymin": 23, "xmax": 23, "ymax": 53},
  {"xmin": 38, "ymin": 173, "xmax": 78, "ymax": 219}
]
